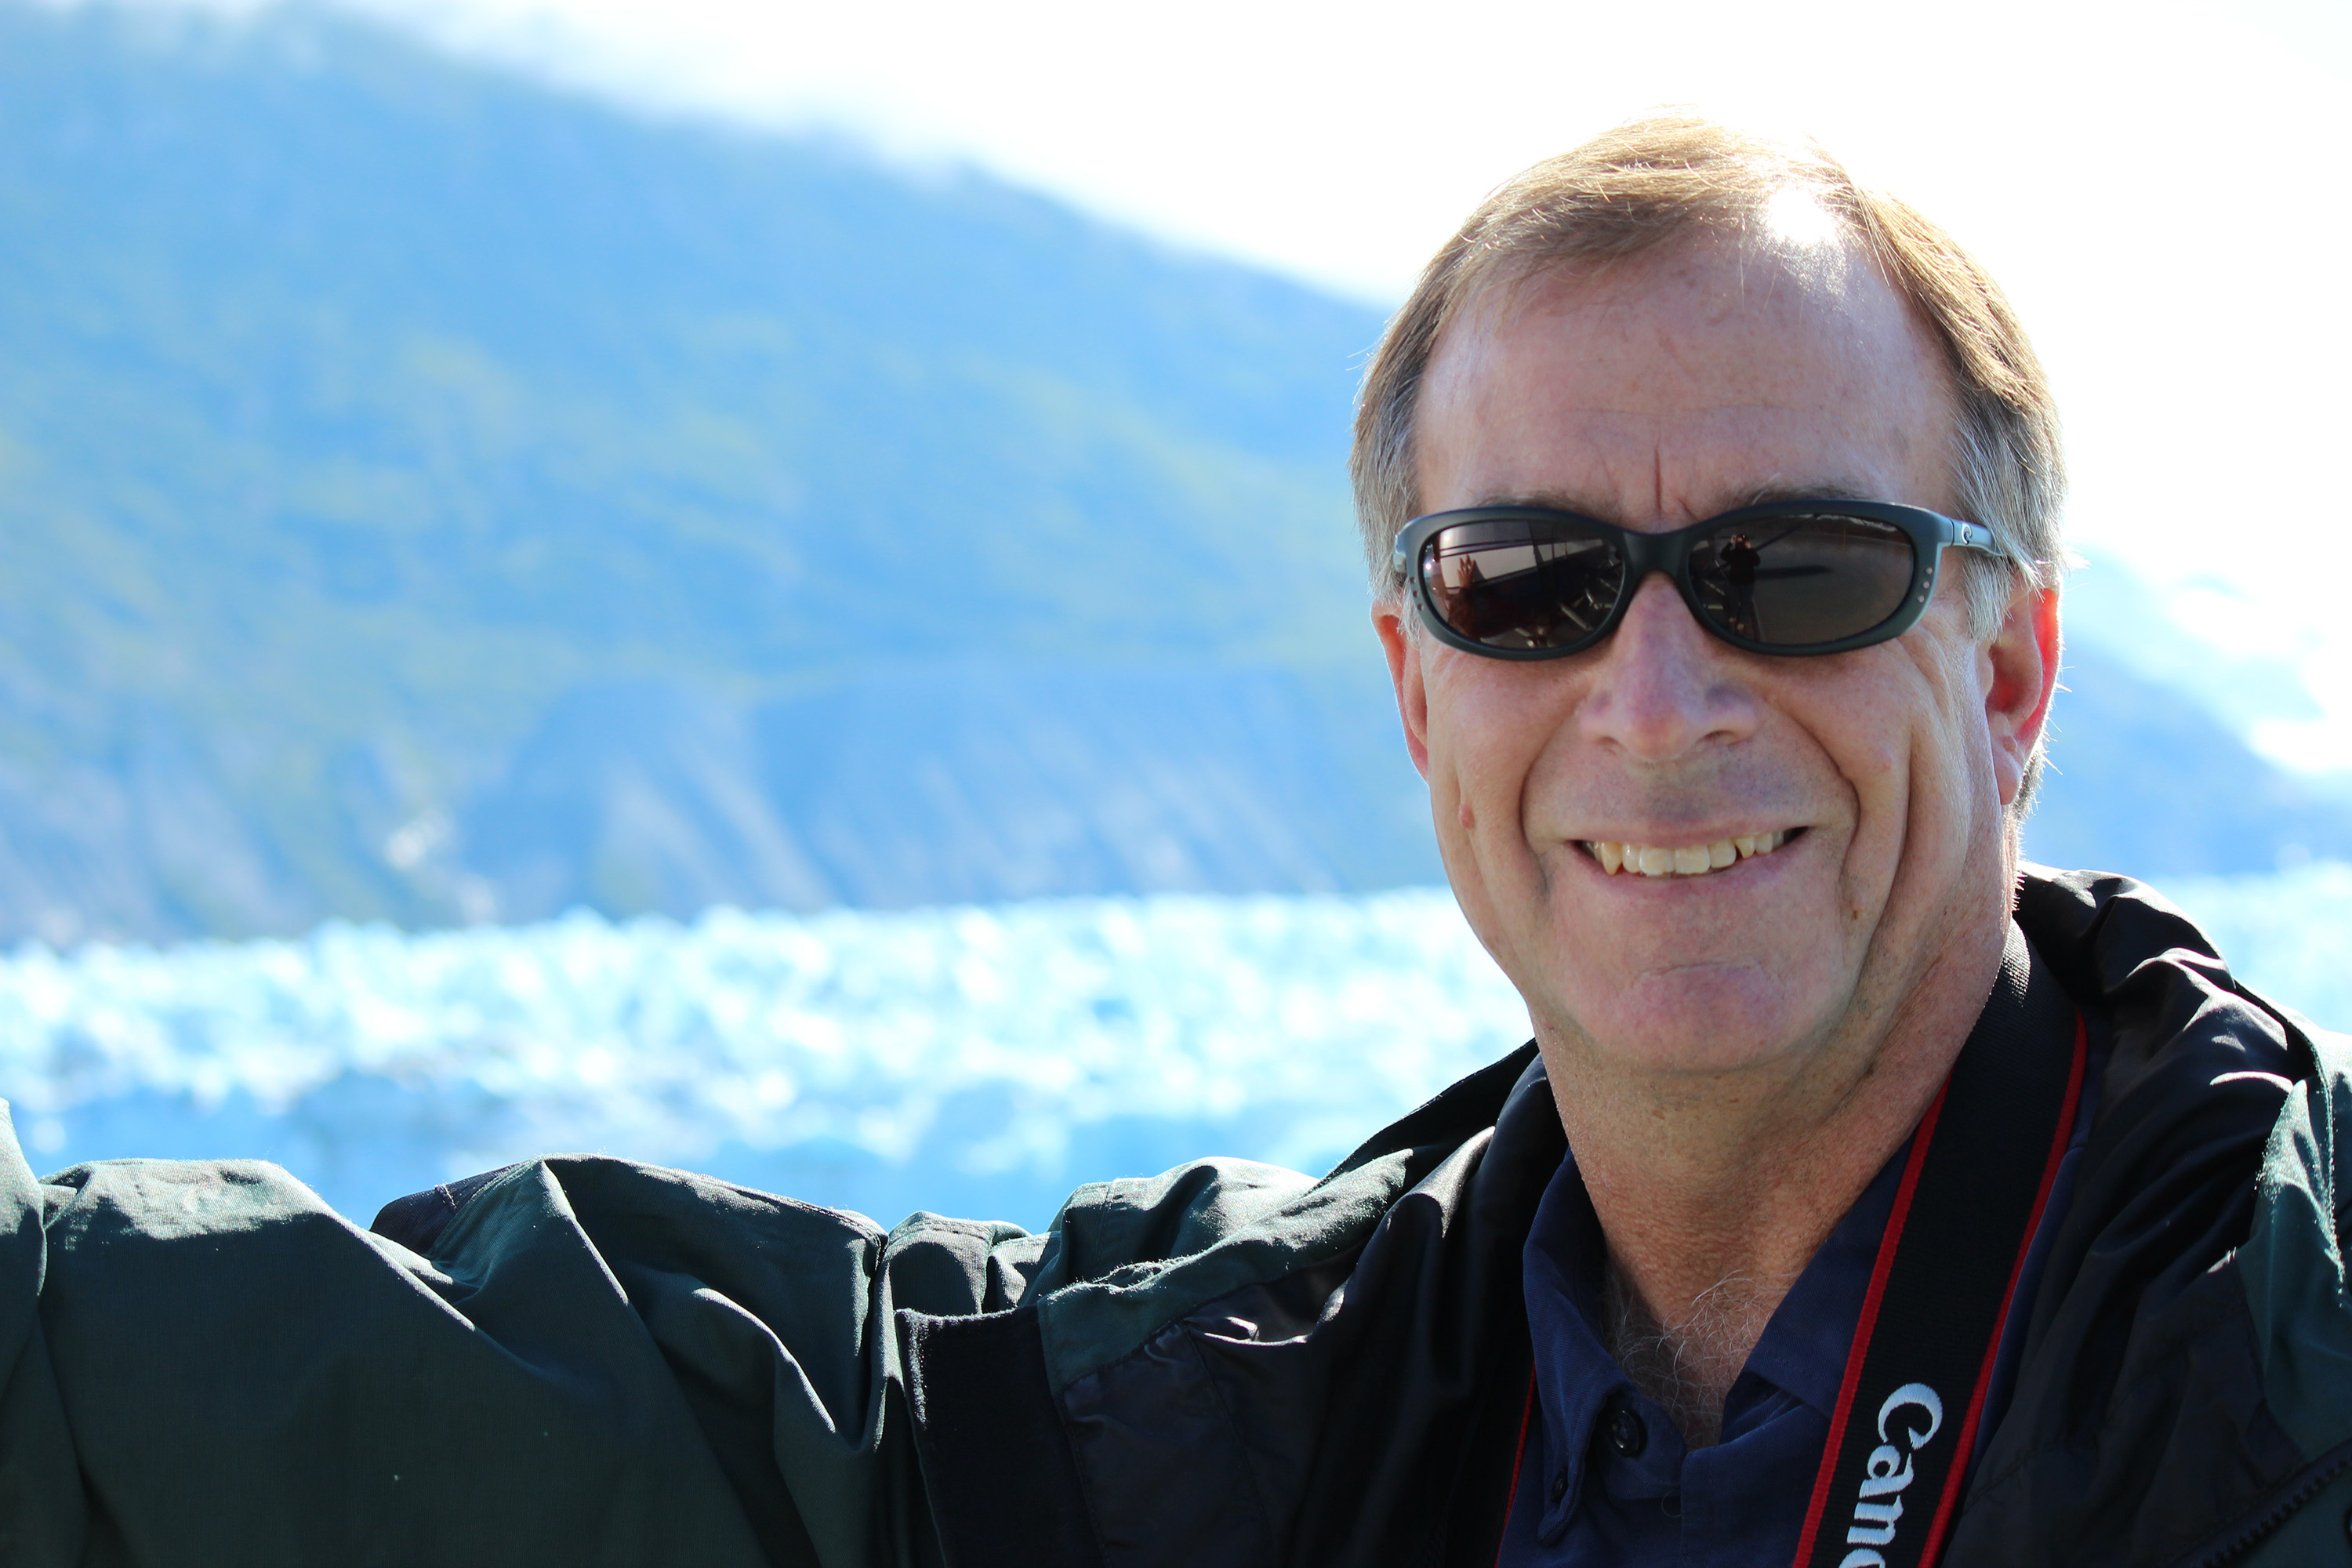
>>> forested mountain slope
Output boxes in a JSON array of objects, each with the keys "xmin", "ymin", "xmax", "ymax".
[
  {"xmin": 0, "ymin": 1, "xmax": 2338, "ymax": 942},
  {"xmin": 0, "ymin": 1, "xmax": 1425, "ymax": 941}
]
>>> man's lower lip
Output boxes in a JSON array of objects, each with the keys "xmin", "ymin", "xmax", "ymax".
[{"xmin": 1581, "ymin": 829, "xmax": 1802, "ymax": 880}]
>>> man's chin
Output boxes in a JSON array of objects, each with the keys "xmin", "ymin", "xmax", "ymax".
[{"xmin": 1539, "ymin": 964, "xmax": 1849, "ymax": 1081}]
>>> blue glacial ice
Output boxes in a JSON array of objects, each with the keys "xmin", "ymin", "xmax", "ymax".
[
  {"xmin": 1, "ymin": 869, "xmax": 2342, "ymax": 1232},
  {"xmin": 0, "ymin": 891, "xmax": 1531, "ymax": 1229}
]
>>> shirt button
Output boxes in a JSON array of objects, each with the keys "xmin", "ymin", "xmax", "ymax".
[
  {"xmin": 1547, "ymin": 1468, "xmax": 1570, "ymax": 1505},
  {"xmin": 1605, "ymin": 1406, "xmax": 1648, "ymax": 1458}
]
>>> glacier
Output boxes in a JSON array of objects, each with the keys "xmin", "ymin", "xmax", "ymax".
[{"xmin": 1, "ymin": 868, "xmax": 2343, "ymax": 1231}]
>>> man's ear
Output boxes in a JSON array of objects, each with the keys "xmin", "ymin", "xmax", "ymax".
[
  {"xmin": 1373, "ymin": 604, "xmax": 1432, "ymax": 779},
  {"xmin": 1985, "ymin": 581, "xmax": 2062, "ymax": 808}
]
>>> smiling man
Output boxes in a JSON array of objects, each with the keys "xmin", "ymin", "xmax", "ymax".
[
  {"xmin": 1381, "ymin": 180, "xmax": 2043, "ymax": 1430},
  {"xmin": 3, "ymin": 116, "xmax": 2351, "ymax": 1568},
  {"xmin": 1351, "ymin": 118, "xmax": 2350, "ymax": 1564}
]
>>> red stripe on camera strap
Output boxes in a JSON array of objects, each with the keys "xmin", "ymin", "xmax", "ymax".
[{"xmin": 1791, "ymin": 971, "xmax": 2087, "ymax": 1568}]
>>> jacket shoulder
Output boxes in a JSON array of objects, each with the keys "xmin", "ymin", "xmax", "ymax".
[
  {"xmin": 1957, "ymin": 867, "xmax": 2352, "ymax": 1563},
  {"xmin": 370, "ymin": 1164, "xmax": 519, "ymax": 1254}
]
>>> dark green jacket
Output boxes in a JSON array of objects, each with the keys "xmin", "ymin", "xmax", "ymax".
[{"xmin": 0, "ymin": 869, "xmax": 2347, "ymax": 1566}]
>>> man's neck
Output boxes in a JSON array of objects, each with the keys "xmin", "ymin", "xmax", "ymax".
[
  {"xmin": 1541, "ymin": 916, "xmax": 2007, "ymax": 1447},
  {"xmin": 1601, "ymin": 1255, "xmax": 1791, "ymax": 1448}
]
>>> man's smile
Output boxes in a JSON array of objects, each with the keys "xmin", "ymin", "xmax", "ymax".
[{"xmin": 1579, "ymin": 828, "xmax": 1802, "ymax": 878}]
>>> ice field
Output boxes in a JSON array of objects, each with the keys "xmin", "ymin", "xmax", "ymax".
[{"xmin": 1, "ymin": 867, "xmax": 2343, "ymax": 1231}]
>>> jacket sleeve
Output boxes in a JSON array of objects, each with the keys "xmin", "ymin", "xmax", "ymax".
[
  {"xmin": 0, "ymin": 1099, "xmax": 1047, "ymax": 1568},
  {"xmin": 0, "ymin": 1106, "xmax": 83, "ymax": 1567}
]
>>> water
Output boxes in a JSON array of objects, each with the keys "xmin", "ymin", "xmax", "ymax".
[
  {"xmin": 0, "ymin": 891, "xmax": 1530, "ymax": 1228},
  {"xmin": 1, "ymin": 871, "xmax": 2341, "ymax": 1231}
]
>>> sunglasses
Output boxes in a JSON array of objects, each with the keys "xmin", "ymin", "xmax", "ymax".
[{"xmin": 1392, "ymin": 499, "xmax": 2001, "ymax": 660}]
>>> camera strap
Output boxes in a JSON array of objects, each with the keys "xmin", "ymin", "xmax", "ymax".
[{"xmin": 1792, "ymin": 935, "xmax": 2089, "ymax": 1568}]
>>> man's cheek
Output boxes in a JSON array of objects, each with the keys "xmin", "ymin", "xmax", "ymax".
[
  {"xmin": 1422, "ymin": 730, "xmax": 1504, "ymax": 913},
  {"xmin": 1420, "ymin": 706, "xmax": 1479, "ymax": 845},
  {"xmin": 1432, "ymin": 684, "xmax": 1530, "ymax": 834},
  {"xmin": 1818, "ymin": 719, "xmax": 1907, "ymax": 923},
  {"xmin": 1879, "ymin": 712, "xmax": 1985, "ymax": 910}
]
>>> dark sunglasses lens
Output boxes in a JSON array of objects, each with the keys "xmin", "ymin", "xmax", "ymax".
[
  {"xmin": 1421, "ymin": 519, "xmax": 1624, "ymax": 652},
  {"xmin": 1690, "ymin": 513, "xmax": 1915, "ymax": 648}
]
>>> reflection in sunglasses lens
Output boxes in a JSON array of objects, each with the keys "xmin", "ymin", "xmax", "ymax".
[
  {"xmin": 1690, "ymin": 514, "xmax": 1914, "ymax": 647},
  {"xmin": 1422, "ymin": 521, "xmax": 1624, "ymax": 652}
]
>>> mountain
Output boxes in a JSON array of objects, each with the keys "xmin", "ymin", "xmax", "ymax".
[
  {"xmin": 0, "ymin": 0, "xmax": 2341, "ymax": 945},
  {"xmin": 0, "ymin": 0, "xmax": 1431, "ymax": 942},
  {"xmin": 2028, "ymin": 644, "xmax": 2352, "ymax": 878},
  {"xmin": 2028, "ymin": 556, "xmax": 2352, "ymax": 878}
]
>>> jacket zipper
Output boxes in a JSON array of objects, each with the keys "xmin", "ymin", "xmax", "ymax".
[{"xmin": 2180, "ymin": 1439, "xmax": 2352, "ymax": 1567}]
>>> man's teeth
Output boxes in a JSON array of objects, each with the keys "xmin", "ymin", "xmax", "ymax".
[{"xmin": 1588, "ymin": 831, "xmax": 1791, "ymax": 877}]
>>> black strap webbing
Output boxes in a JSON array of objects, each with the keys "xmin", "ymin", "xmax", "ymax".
[{"xmin": 1792, "ymin": 928, "xmax": 2087, "ymax": 1568}]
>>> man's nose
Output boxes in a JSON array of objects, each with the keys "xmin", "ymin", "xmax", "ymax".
[{"xmin": 1575, "ymin": 572, "xmax": 1760, "ymax": 762}]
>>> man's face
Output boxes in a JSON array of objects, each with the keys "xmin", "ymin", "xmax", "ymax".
[{"xmin": 1377, "ymin": 234, "xmax": 2053, "ymax": 1088}]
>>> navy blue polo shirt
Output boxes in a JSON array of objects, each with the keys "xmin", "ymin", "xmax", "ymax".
[{"xmin": 1500, "ymin": 1065, "xmax": 2100, "ymax": 1566}]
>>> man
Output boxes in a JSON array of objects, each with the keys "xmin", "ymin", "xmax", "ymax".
[{"xmin": 0, "ymin": 117, "xmax": 2345, "ymax": 1568}]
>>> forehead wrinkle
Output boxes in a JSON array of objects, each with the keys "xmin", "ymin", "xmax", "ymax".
[
  {"xmin": 1420, "ymin": 233, "xmax": 1965, "ymax": 523},
  {"xmin": 1434, "ymin": 383, "xmax": 1940, "ymax": 523},
  {"xmin": 1476, "ymin": 481, "xmax": 1889, "ymax": 513},
  {"xmin": 1467, "ymin": 479, "xmax": 1888, "ymax": 526}
]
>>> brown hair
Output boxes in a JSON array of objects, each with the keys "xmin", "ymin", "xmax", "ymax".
[{"xmin": 1351, "ymin": 112, "xmax": 2063, "ymax": 648}]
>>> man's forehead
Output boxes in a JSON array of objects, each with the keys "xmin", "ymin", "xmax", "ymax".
[
  {"xmin": 1415, "ymin": 230, "xmax": 1960, "ymax": 521},
  {"xmin": 1461, "ymin": 479, "xmax": 1883, "ymax": 519},
  {"xmin": 1435, "ymin": 230, "xmax": 1916, "ymax": 394}
]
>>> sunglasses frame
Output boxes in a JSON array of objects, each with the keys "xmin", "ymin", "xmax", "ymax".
[{"xmin": 1391, "ymin": 498, "xmax": 2002, "ymax": 661}]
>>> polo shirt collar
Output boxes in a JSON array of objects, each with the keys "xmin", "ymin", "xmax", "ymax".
[{"xmin": 1519, "ymin": 1130, "xmax": 1909, "ymax": 1541}]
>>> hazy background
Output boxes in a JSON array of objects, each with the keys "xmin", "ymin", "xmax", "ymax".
[
  {"xmin": 0, "ymin": 0, "xmax": 2343, "ymax": 1223},
  {"xmin": 321, "ymin": 0, "xmax": 2352, "ymax": 776}
]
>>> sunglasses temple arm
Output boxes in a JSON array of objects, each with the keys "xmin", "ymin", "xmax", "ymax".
[{"xmin": 1947, "ymin": 518, "xmax": 2000, "ymax": 555}]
